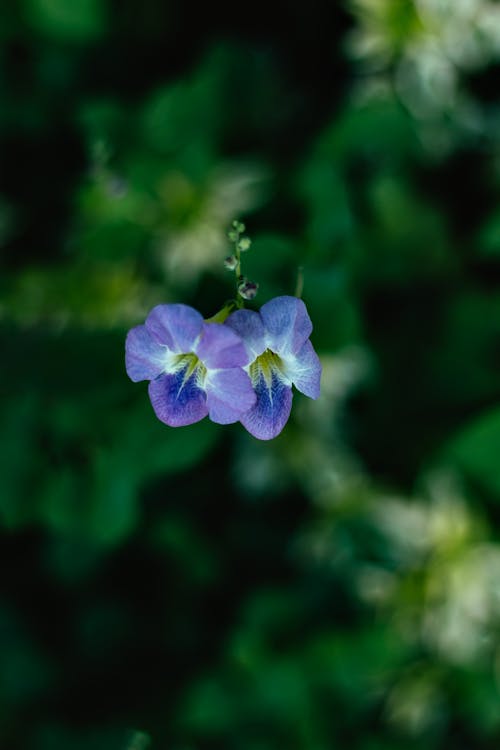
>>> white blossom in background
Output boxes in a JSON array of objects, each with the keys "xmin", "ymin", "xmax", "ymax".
[{"xmin": 347, "ymin": 0, "xmax": 500, "ymax": 152}]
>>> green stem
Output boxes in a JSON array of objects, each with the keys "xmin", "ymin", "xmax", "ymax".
[
  {"xmin": 234, "ymin": 243, "xmax": 244, "ymax": 308},
  {"xmin": 295, "ymin": 266, "xmax": 304, "ymax": 299}
]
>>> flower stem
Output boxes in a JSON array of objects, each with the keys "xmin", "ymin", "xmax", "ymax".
[
  {"xmin": 234, "ymin": 243, "xmax": 244, "ymax": 308},
  {"xmin": 227, "ymin": 220, "xmax": 247, "ymax": 308},
  {"xmin": 295, "ymin": 265, "xmax": 304, "ymax": 299}
]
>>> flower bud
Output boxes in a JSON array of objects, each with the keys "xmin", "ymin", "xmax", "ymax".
[
  {"xmin": 224, "ymin": 254, "xmax": 238, "ymax": 270},
  {"xmin": 232, "ymin": 220, "xmax": 245, "ymax": 233},
  {"xmin": 237, "ymin": 237, "xmax": 252, "ymax": 252},
  {"xmin": 238, "ymin": 278, "xmax": 259, "ymax": 300}
]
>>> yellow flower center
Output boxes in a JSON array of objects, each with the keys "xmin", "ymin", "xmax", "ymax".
[
  {"xmin": 170, "ymin": 352, "xmax": 207, "ymax": 387},
  {"xmin": 249, "ymin": 349, "xmax": 286, "ymax": 387}
]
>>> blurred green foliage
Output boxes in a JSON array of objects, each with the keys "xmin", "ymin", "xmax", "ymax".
[{"xmin": 2, "ymin": 0, "xmax": 500, "ymax": 748}]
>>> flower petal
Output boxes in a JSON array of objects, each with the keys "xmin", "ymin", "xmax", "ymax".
[
  {"xmin": 145, "ymin": 304, "xmax": 203, "ymax": 353},
  {"xmin": 240, "ymin": 368, "xmax": 293, "ymax": 440},
  {"xmin": 205, "ymin": 369, "xmax": 256, "ymax": 424},
  {"xmin": 148, "ymin": 369, "xmax": 208, "ymax": 427},
  {"xmin": 224, "ymin": 309, "xmax": 267, "ymax": 361},
  {"xmin": 196, "ymin": 323, "xmax": 251, "ymax": 369},
  {"xmin": 125, "ymin": 325, "xmax": 167, "ymax": 382},
  {"xmin": 260, "ymin": 296, "xmax": 313, "ymax": 355},
  {"xmin": 286, "ymin": 339, "xmax": 322, "ymax": 399}
]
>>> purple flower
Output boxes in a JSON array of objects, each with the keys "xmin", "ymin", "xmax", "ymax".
[
  {"xmin": 125, "ymin": 304, "xmax": 256, "ymax": 427},
  {"xmin": 225, "ymin": 296, "xmax": 321, "ymax": 440}
]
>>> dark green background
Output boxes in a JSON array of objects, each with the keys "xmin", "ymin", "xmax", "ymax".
[{"xmin": 2, "ymin": 1, "xmax": 500, "ymax": 748}]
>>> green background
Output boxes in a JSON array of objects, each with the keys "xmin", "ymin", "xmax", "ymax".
[{"xmin": 2, "ymin": 0, "xmax": 500, "ymax": 747}]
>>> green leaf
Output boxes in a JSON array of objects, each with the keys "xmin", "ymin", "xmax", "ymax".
[
  {"xmin": 25, "ymin": 0, "xmax": 106, "ymax": 41},
  {"xmin": 445, "ymin": 406, "xmax": 500, "ymax": 497}
]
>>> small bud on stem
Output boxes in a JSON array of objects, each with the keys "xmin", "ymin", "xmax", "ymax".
[
  {"xmin": 238, "ymin": 278, "xmax": 259, "ymax": 300},
  {"xmin": 237, "ymin": 237, "xmax": 251, "ymax": 252},
  {"xmin": 225, "ymin": 219, "xmax": 257, "ymax": 307}
]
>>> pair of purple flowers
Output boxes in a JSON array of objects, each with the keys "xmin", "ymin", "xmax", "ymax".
[{"xmin": 125, "ymin": 296, "xmax": 321, "ymax": 440}]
